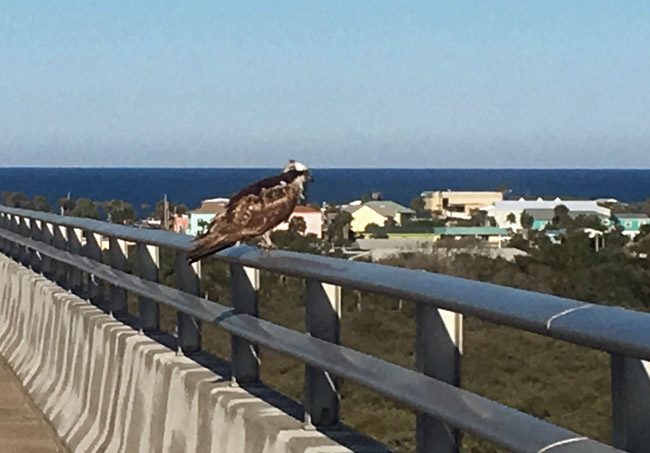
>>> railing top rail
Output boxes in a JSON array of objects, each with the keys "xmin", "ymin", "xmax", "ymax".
[
  {"xmin": 3, "ymin": 205, "xmax": 650, "ymax": 361},
  {"xmin": 0, "ymin": 227, "xmax": 621, "ymax": 453},
  {"xmin": 0, "ymin": 205, "xmax": 191, "ymax": 250}
]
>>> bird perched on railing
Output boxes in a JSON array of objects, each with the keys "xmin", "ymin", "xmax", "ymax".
[{"xmin": 186, "ymin": 160, "xmax": 313, "ymax": 263}]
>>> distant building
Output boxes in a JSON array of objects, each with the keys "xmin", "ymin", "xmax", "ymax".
[
  {"xmin": 377, "ymin": 225, "xmax": 510, "ymax": 247},
  {"xmin": 343, "ymin": 201, "xmax": 415, "ymax": 234},
  {"xmin": 483, "ymin": 198, "xmax": 611, "ymax": 230},
  {"xmin": 523, "ymin": 208, "xmax": 611, "ymax": 230},
  {"xmin": 274, "ymin": 205, "xmax": 324, "ymax": 238},
  {"xmin": 187, "ymin": 198, "xmax": 229, "ymax": 236},
  {"xmin": 351, "ymin": 238, "xmax": 434, "ymax": 261},
  {"xmin": 351, "ymin": 237, "xmax": 525, "ymax": 261},
  {"xmin": 433, "ymin": 226, "xmax": 510, "ymax": 247},
  {"xmin": 171, "ymin": 214, "xmax": 190, "ymax": 234},
  {"xmin": 613, "ymin": 213, "xmax": 650, "ymax": 238},
  {"xmin": 420, "ymin": 190, "xmax": 503, "ymax": 218}
]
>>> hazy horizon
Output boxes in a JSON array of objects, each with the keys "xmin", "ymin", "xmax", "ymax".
[
  {"xmin": 0, "ymin": 165, "xmax": 649, "ymax": 170},
  {"xmin": 2, "ymin": 2, "xmax": 649, "ymax": 167}
]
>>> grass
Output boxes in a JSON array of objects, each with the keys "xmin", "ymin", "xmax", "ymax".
[{"xmin": 120, "ymin": 250, "xmax": 615, "ymax": 452}]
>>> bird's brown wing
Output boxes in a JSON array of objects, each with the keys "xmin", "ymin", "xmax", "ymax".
[
  {"xmin": 207, "ymin": 183, "xmax": 299, "ymax": 235},
  {"xmin": 187, "ymin": 184, "xmax": 299, "ymax": 263}
]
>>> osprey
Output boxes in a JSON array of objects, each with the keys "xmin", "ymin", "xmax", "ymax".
[{"xmin": 186, "ymin": 161, "xmax": 313, "ymax": 263}]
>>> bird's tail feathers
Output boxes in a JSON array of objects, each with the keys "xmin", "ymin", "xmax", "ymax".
[{"xmin": 186, "ymin": 236, "xmax": 235, "ymax": 264}]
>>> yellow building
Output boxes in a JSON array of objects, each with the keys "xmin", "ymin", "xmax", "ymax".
[
  {"xmin": 421, "ymin": 190, "xmax": 503, "ymax": 217},
  {"xmin": 344, "ymin": 201, "xmax": 415, "ymax": 234}
]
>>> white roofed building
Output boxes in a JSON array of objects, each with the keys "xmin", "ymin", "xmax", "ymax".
[
  {"xmin": 483, "ymin": 198, "xmax": 611, "ymax": 231},
  {"xmin": 188, "ymin": 198, "xmax": 229, "ymax": 236}
]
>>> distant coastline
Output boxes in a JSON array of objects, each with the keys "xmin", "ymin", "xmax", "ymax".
[{"xmin": 0, "ymin": 168, "xmax": 648, "ymax": 214}]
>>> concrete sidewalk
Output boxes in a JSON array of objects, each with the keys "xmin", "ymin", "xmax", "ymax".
[{"xmin": 0, "ymin": 357, "xmax": 67, "ymax": 453}]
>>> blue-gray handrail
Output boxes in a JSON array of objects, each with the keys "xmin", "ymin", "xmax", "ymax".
[
  {"xmin": 0, "ymin": 226, "xmax": 620, "ymax": 453},
  {"xmin": 1, "ymin": 205, "xmax": 649, "ymax": 362}
]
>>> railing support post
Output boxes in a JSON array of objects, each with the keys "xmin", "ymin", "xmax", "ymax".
[
  {"xmin": 230, "ymin": 264, "xmax": 260, "ymax": 384},
  {"xmin": 136, "ymin": 243, "xmax": 160, "ymax": 332},
  {"xmin": 41, "ymin": 222, "xmax": 54, "ymax": 279},
  {"xmin": 30, "ymin": 219, "xmax": 43, "ymax": 272},
  {"xmin": 416, "ymin": 307, "xmax": 462, "ymax": 453},
  {"xmin": 0, "ymin": 213, "xmax": 6, "ymax": 255},
  {"xmin": 304, "ymin": 279, "xmax": 341, "ymax": 427},
  {"xmin": 109, "ymin": 238, "xmax": 128, "ymax": 316},
  {"xmin": 175, "ymin": 252, "xmax": 201, "ymax": 354},
  {"xmin": 67, "ymin": 227, "xmax": 83, "ymax": 295},
  {"xmin": 20, "ymin": 217, "xmax": 33, "ymax": 266},
  {"xmin": 52, "ymin": 224, "xmax": 69, "ymax": 287},
  {"xmin": 12, "ymin": 215, "xmax": 25, "ymax": 264},
  {"xmin": 84, "ymin": 231, "xmax": 103, "ymax": 305},
  {"xmin": 7, "ymin": 214, "xmax": 16, "ymax": 260},
  {"xmin": 611, "ymin": 354, "xmax": 650, "ymax": 451},
  {"xmin": 12, "ymin": 215, "xmax": 20, "ymax": 259}
]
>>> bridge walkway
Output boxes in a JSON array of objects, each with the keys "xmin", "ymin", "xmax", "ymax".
[{"xmin": 0, "ymin": 357, "xmax": 67, "ymax": 453}]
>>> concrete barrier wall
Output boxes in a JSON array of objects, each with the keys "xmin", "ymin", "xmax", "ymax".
[{"xmin": 0, "ymin": 255, "xmax": 389, "ymax": 453}]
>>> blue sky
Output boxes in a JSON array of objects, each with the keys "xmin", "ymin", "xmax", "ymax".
[{"xmin": 1, "ymin": 1, "xmax": 649, "ymax": 167}]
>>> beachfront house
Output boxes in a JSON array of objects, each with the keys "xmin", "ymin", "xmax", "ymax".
[
  {"xmin": 483, "ymin": 198, "xmax": 611, "ymax": 231},
  {"xmin": 344, "ymin": 201, "xmax": 415, "ymax": 234},
  {"xmin": 187, "ymin": 198, "xmax": 229, "ymax": 236},
  {"xmin": 420, "ymin": 190, "xmax": 503, "ymax": 218},
  {"xmin": 613, "ymin": 213, "xmax": 650, "ymax": 238},
  {"xmin": 274, "ymin": 205, "xmax": 324, "ymax": 238},
  {"xmin": 523, "ymin": 208, "xmax": 611, "ymax": 230}
]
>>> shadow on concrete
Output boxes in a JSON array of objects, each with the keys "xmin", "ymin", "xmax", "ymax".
[{"xmin": 114, "ymin": 311, "xmax": 390, "ymax": 452}]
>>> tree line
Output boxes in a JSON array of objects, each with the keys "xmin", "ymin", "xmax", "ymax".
[{"xmin": 1, "ymin": 191, "xmax": 188, "ymax": 225}]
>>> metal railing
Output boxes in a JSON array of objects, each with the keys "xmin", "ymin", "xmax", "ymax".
[{"xmin": 0, "ymin": 205, "xmax": 648, "ymax": 452}]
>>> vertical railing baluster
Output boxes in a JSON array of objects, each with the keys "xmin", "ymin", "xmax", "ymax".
[
  {"xmin": 52, "ymin": 224, "xmax": 69, "ymax": 287},
  {"xmin": 18, "ymin": 216, "xmax": 30, "ymax": 265},
  {"xmin": 67, "ymin": 227, "xmax": 83, "ymax": 295},
  {"xmin": 10, "ymin": 214, "xmax": 21, "ymax": 261},
  {"xmin": 3, "ymin": 213, "xmax": 13, "ymax": 257},
  {"xmin": 136, "ymin": 243, "xmax": 160, "ymax": 332},
  {"xmin": 108, "ymin": 237, "xmax": 128, "ymax": 316},
  {"xmin": 19, "ymin": 216, "xmax": 32, "ymax": 266},
  {"xmin": 175, "ymin": 251, "xmax": 201, "ymax": 354},
  {"xmin": 30, "ymin": 219, "xmax": 43, "ymax": 272},
  {"xmin": 611, "ymin": 354, "xmax": 650, "ymax": 451},
  {"xmin": 10, "ymin": 215, "xmax": 22, "ymax": 263},
  {"xmin": 2, "ymin": 213, "xmax": 10, "ymax": 255},
  {"xmin": 1, "ymin": 213, "xmax": 8, "ymax": 255},
  {"xmin": 230, "ymin": 264, "xmax": 260, "ymax": 384},
  {"xmin": 415, "ymin": 306, "xmax": 463, "ymax": 453},
  {"xmin": 0, "ymin": 213, "xmax": 6, "ymax": 254},
  {"xmin": 84, "ymin": 231, "xmax": 103, "ymax": 306},
  {"xmin": 41, "ymin": 222, "xmax": 54, "ymax": 279},
  {"xmin": 304, "ymin": 279, "xmax": 341, "ymax": 428}
]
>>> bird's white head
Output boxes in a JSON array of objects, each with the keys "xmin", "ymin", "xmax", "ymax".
[
  {"xmin": 283, "ymin": 160, "xmax": 310, "ymax": 173},
  {"xmin": 282, "ymin": 160, "xmax": 312, "ymax": 199}
]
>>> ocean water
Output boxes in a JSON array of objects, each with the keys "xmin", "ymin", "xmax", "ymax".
[{"xmin": 0, "ymin": 168, "xmax": 648, "ymax": 213}]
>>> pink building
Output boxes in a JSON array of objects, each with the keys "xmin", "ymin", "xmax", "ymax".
[
  {"xmin": 171, "ymin": 214, "xmax": 190, "ymax": 234},
  {"xmin": 274, "ymin": 205, "xmax": 323, "ymax": 238}
]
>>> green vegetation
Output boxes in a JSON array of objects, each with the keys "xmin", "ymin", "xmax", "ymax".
[
  {"xmin": 2, "ymin": 191, "xmax": 187, "ymax": 225},
  {"xmin": 102, "ymin": 199, "xmax": 136, "ymax": 224},
  {"xmin": 4, "ymin": 191, "xmax": 649, "ymax": 451},
  {"xmin": 520, "ymin": 211, "xmax": 534, "ymax": 229},
  {"xmin": 136, "ymin": 227, "xmax": 648, "ymax": 452},
  {"xmin": 409, "ymin": 196, "xmax": 425, "ymax": 214},
  {"xmin": 325, "ymin": 210, "xmax": 353, "ymax": 246},
  {"xmin": 607, "ymin": 198, "xmax": 650, "ymax": 215}
]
